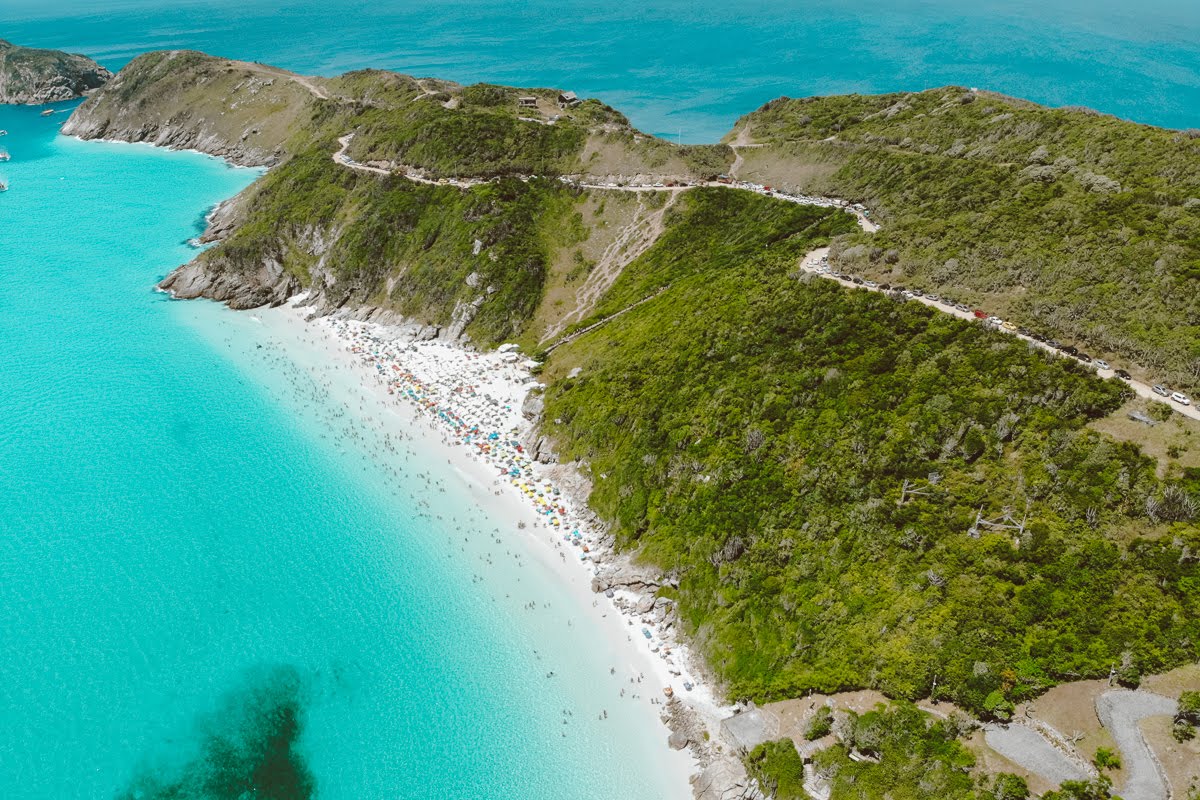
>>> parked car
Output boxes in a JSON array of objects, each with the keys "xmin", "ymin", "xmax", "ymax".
[
  {"xmin": 1153, "ymin": 384, "xmax": 1170, "ymax": 397},
  {"xmin": 926, "ymin": 294, "xmax": 940, "ymax": 302},
  {"xmin": 1115, "ymin": 369, "xmax": 1131, "ymax": 380},
  {"xmin": 973, "ymin": 309, "xmax": 988, "ymax": 319},
  {"xmin": 880, "ymin": 283, "xmax": 891, "ymax": 290},
  {"xmin": 864, "ymin": 280, "xmax": 877, "ymax": 288},
  {"xmin": 1171, "ymin": 392, "xmax": 1191, "ymax": 405},
  {"xmin": 1001, "ymin": 321, "xmax": 1017, "ymax": 332},
  {"xmin": 1094, "ymin": 359, "xmax": 1109, "ymax": 370},
  {"xmin": 1077, "ymin": 353, "xmax": 1092, "ymax": 363},
  {"xmin": 851, "ymin": 276, "xmax": 864, "ymax": 285}
]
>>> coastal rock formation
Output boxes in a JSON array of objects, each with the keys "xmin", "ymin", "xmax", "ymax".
[
  {"xmin": 62, "ymin": 50, "xmax": 319, "ymax": 167},
  {"xmin": 159, "ymin": 258, "xmax": 299, "ymax": 309},
  {"xmin": 0, "ymin": 39, "xmax": 112, "ymax": 104}
]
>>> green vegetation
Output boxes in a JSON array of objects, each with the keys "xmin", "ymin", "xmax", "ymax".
[
  {"xmin": 810, "ymin": 703, "xmax": 975, "ymax": 799},
  {"xmin": 345, "ymin": 88, "xmax": 591, "ymax": 178},
  {"xmin": 83, "ymin": 53, "xmax": 1200, "ymax": 739},
  {"xmin": 543, "ymin": 188, "xmax": 1200, "ymax": 716},
  {"xmin": 203, "ymin": 137, "xmax": 583, "ymax": 343},
  {"xmin": 986, "ymin": 774, "xmax": 1031, "ymax": 800},
  {"xmin": 746, "ymin": 740, "xmax": 808, "ymax": 800},
  {"xmin": 804, "ymin": 706, "xmax": 833, "ymax": 740},
  {"xmin": 737, "ymin": 88, "xmax": 1200, "ymax": 387},
  {"xmin": 747, "ymin": 704, "xmax": 1041, "ymax": 800},
  {"xmin": 1043, "ymin": 778, "xmax": 1117, "ymax": 800},
  {"xmin": 1175, "ymin": 689, "xmax": 1200, "ymax": 741},
  {"xmin": 1092, "ymin": 746, "xmax": 1121, "ymax": 771}
]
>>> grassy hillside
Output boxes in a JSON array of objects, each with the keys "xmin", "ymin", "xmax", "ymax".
[
  {"xmin": 331, "ymin": 73, "xmax": 730, "ymax": 180},
  {"xmin": 732, "ymin": 88, "xmax": 1200, "ymax": 388},
  {"xmin": 203, "ymin": 135, "xmax": 585, "ymax": 343},
  {"xmin": 80, "ymin": 53, "xmax": 1200, "ymax": 724},
  {"xmin": 64, "ymin": 52, "xmax": 732, "ymax": 338},
  {"xmin": 62, "ymin": 50, "xmax": 321, "ymax": 165},
  {"xmin": 541, "ymin": 188, "xmax": 1200, "ymax": 717}
]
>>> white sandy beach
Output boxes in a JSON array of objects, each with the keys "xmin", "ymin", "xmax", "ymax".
[{"xmin": 224, "ymin": 296, "xmax": 729, "ymax": 795}]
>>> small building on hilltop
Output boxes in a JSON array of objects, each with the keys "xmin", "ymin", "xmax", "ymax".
[
  {"xmin": 517, "ymin": 96, "xmax": 538, "ymax": 109},
  {"xmin": 558, "ymin": 90, "xmax": 580, "ymax": 108}
]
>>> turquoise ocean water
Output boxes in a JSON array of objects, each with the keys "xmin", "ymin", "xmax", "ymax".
[
  {"xmin": 2, "ymin": 2, "xmax": 1199, "ymax": 797},
  {"xmin": 0, "ymin": 105, "xmax": 680, "ymax": 798}
]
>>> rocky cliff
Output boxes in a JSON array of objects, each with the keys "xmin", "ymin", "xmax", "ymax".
[
  {"xmin": 61, "ymin": 50, "xmax": 321, "ymax": 166},
  {"xmin": 0, "ymin": 39, "xmax": 112, "ymax": 104}
]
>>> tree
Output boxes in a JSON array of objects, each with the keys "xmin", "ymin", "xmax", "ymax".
[
  {"xmin": 1044, "ymin": 777, "xmax": 1115, "ymax": 800},
  {"xmin": 1093, "ymin": 747, "xmax": 1121, "ymax": 771},
  {"xmin": 987, "ymin": 773, "xmax": 1030, "ymax": 800}
]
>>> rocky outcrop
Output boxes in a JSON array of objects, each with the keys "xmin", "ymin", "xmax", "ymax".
[
  {"xmin": 690, "ymin": 757, "xmax": 766, "ymax": 800},
  {"xmin": 61, "ymin": 50, "xmax": 317, "ymax": 167},
  {"xmin": 0, "ymin": 39, "xmax": 112, "ymax": 104},
  {"xmin": 158, "ymin": 258, "xmax": 299, "ymax": 309}
]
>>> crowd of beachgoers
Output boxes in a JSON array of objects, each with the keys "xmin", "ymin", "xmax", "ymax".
[{"xmin": 319, "ymin": 316, "xmax": 715, "ymax": 710}]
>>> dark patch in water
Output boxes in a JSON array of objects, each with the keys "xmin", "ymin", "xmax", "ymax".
[{"xmin": 117, "ymin": 665, "xmax": 315, "ymax": 800}]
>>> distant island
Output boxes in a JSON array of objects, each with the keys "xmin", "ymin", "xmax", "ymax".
[
  {"xmin": 0, "ymin": 38, "xmax": 111, "ymax": 104},
  {"xmin": 61, "ymin": 50, "xmax": 1200, "ymax": 800}
]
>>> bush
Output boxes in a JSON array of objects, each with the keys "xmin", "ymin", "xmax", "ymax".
[
  {"xmin": 745, "ymin": 740, "xmax": 808, "ymax": 800},
  {"xmin": 987, "ymin": 773, "xmax": 1031, "ymax": 800},
  {"xmin": 1093, "ymin": 746, "xmax": 1121, "ymax": 771},
  {"xmin": 804, "ymin": 707, "xmax": 833, "ymax": 740},
  {"xmin": 1044, "ymin": 777, "xmax": 1116, "ymax": 800},
  {"xmin": 1150, "ymin": 403, "xmax": 1174, "ymax": 422},
  {"xmin": 545, "ymin": 188, "xmax": 1200, "ymax": 716},
  {"xmin": 1179, "ymin": 690, "xmax": 1200, "ymax": 722}
]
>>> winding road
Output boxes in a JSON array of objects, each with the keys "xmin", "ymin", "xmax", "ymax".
[
  {"xmin": 332, "ymin": 133, "xmax": 879, "ymax": 231},
  {"xmin": 800, "ymin": 248, "xmax": 1200, "ymax": 422},
  {"xmin": 333, "ymin": 132, "xmax": 1193, "ymax": 419}
]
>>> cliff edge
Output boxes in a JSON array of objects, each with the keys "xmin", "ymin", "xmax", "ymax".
[
  {"xmin": 0, "ymin": 39, "xmax": 112, "ymax": 104},
  {"xmin": 61, "ymin": 50, "xmax": 322, "ymax": 167}
]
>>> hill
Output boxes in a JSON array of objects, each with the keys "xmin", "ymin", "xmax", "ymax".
[
  {"xmin": 0, "ymin": 38, "xmax": 112, "ymax": 104},
  {"xmin": 729, "ymin": 88, "xmax": 1200, "ymax": 390},
  {"xmin": 64, "ymin": 53, "xmax": 1200, "ymax": 795}
]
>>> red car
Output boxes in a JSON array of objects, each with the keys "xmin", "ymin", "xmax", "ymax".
[{"xmin": 973, "ymin": 309, "xmax": 988, "ymax": 319}]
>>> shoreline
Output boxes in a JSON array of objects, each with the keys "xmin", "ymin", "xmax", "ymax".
[{"xmin": 249, "ymin": 296, "xmax": 729, "ymax": 795}]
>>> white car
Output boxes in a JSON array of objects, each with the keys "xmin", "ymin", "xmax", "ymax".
[
  {"xmin": 1171, "ymin": 392, "xmax": 1191, "ymax": 406},
  {"xmin": 1094, "ymin": 359, "xmax": 1109, "ymax": 370}
]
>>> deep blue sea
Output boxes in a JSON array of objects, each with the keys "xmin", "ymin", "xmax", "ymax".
[
  {"xmin": 1, "ymin": 2, "xmax": 1198, "ymax": 797},
  {"xmin": 4, "ymin": 0, "xmax": 1199, "ymax": 141}
]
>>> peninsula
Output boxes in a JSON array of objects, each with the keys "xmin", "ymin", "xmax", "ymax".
[
  {"xmin": 64, "ymin": 50, "xmax": 1200, "ymax": 800},
  {"xmin": 0, "ymin": 39, "xmax": 111, "ymax": 104}
]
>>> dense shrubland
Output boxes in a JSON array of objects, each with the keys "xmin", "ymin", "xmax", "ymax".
[
  {"xmin": 543, "ymin": 189, "xmax": 1200, "ymax": 717},
  {"xmin": 736, "ymin": 88, "xmax": 1200, "ymax": 387}
]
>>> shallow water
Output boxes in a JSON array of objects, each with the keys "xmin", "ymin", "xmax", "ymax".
[
  {"xmin": 2, "ymin": 2, "xmax": 1197, "ymax": 795},
  {"xmin": 0, "ymin": 105, "xmax": 682, "ymax": 799},
  {"xmin": 5, "ymin": 0, "xmax": 1199, "ymax": 141}
]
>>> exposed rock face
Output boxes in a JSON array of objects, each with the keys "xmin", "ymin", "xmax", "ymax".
[
  {"xmin": 61, "ymin": 50, "xmax": 317, "ymax": 167},
  {"xmin": 158, "ymin": 258, "xmax": 300, "ymax": 310},
  {"xmin": 0, "ymin": 39, "xmax": 112, "ymax": 104}
]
